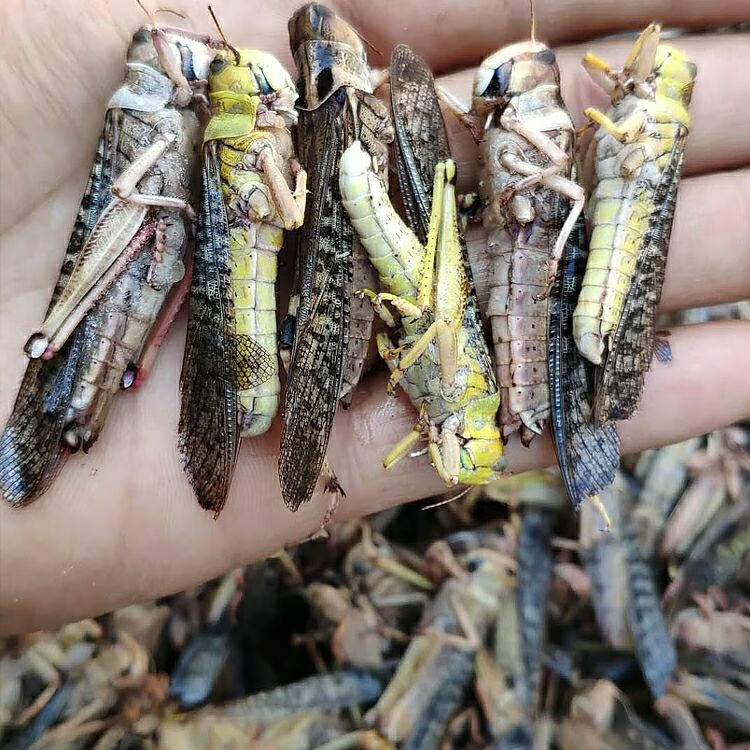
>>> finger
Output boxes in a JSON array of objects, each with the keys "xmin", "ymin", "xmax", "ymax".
[
  {"xmin": 465, "ymin": 168, "xmax": 750, "ymax": 316},
  {"xmin": 440, "ymin": 34, "xmax": 750, "ymax": 181},
  {"xmin": 352, "ymin": 0, "xmax": 750, "ymax": 73},
  {"xmin": 1, "ymin": 320, "xmax": 748, "ymax": 633},
  {"xmin": 0, "ymin": 0, "xmax": 305, "ymax": 233}
]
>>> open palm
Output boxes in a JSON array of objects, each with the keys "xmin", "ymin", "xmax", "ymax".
[{"xmin": 1, "ymin": 0, "xmax": 748, "ymax": 633}]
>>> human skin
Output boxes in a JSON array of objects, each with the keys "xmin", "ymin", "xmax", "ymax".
[{"xmin": 0, "ymin": 0, "xmax": 749, "ymax": 633}]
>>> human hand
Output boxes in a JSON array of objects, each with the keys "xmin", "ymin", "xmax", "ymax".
[{"xmin": 1, "ymin": 0, "xmax": 749, "ymax": 633}]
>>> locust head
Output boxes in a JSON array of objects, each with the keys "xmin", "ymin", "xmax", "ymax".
[
  {"xmin": 472, "ymin": 41, "xmax": 560, "ymax": 120},
  {"xmin": 288, "ymin": 3, "xmax": 372, "ymax": 110},
  {"xmin": 208, "ymin": 48, "xmax": 299, "ymax": 126}
]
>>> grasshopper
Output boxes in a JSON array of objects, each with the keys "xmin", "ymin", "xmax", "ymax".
[
  {"xmin": 573, "ymin": 24, "xmax": 697, "ymax": 423},
  {"xmin": 580, "ymin": 473, "xmax": 677, "ymax": 699},
  {"xmin": 280, "ymin": 3, "xmax": 393, "ymax": 511},
  {"xmin": 178, "ymin": 38, "xmax": 306, "ymax": 514},
  {"xmin": 368, "ymin": 543, "xmax": 513, "ymax": 746},
  {"xmin": 339, "ymin": 45, "xmax": 504, "ymax": 487},
  {"xmin": 448, "ymin": 16, "xmax": 619, "ymax": 508},
  {"xmin": 0, "ymin": 23, "xmax": 217, "ymax": 505}
]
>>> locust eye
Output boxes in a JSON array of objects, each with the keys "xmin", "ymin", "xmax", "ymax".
[
  {"xmin": 133, "ymin": 29, "xmax": 150, "ymax": 43},
  {"xmin": 466, "ymin": 557, "xmax": 481, "ymax": 573},
  {"xmin": 210, "ymin": 58, "xmax": 229, "ymax": 74},
  {"xmin": 483, "ymin": 60, "xmax": 512, "ymax": 98},
  {"xmin": 316, "ymin": 67, "xmax": 334, "ymax": 102},
  {"xmin": 534, "ymin": 48, "xmax": 556, "ymax": 66}
]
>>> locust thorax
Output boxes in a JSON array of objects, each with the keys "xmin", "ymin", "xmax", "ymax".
[
  {"xmin": 115, "ymin": 28, "xmax": 214, "ymax": 112},
  {"xmin": 289, "ymin": 2, "xmax": 372, "ymax": 110},
  {"xmin": 472, "ymin": 41, "xmax": 560, "ymax": 123},
  {"xmin": 208, "ymin": 49, "xmax": 299, "ymax": 128}
]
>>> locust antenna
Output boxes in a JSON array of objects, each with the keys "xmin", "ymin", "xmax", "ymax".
[
  {"xmin": 208, "ymin": 5, "xmax": 240, "ymax": 63},
  {"xmin": 529, "ymin": 0, "xmax": 537, "ymax": 43},
  {"xmin": 357, "ymin": 30, "xmax": 383, "ymax": 57}
]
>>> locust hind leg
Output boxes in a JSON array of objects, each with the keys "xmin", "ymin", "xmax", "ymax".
[
  {"xmin": 27, "ymin": 133, "xmax": 187, "ymax": 360},
  {"xmin": 122, "ymin": 240, "xmax": 193, "ymax": 389}
]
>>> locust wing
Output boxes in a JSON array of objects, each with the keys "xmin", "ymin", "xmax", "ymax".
[
  {"xmin": 279, "ymin": 100, "xmax": 351, "ymax": 511},
  {"xmin": 389, "ymin": 44, "xmax": 493, "ymax": 380},
  {"xmin": 593, "ymin": 134, "xmax": 687, "ymax": 424},
  {"xmin": 0, "ymin": 116, "xmax": 117, "ymax": 504},
  {"xmin": 548, "ymin": 215, "xmax": 620, "ymax": 507},
  {"xmin": 390, "ymin": 44, "xmax": 450, "ymax": 244},
  {"xmin": 179, "ymin": 145, "xmax": 275, "ymax": 515}
]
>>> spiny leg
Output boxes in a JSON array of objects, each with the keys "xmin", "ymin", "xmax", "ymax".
[
  {"xmin": 122, "ymin": 242, "xmax": 193, "ymax": 389},
  {"xmin": 499, "ymin": 152, "xmax": 585, "ymax": 297},
  {"xmin": 37, "ymin": 219, "xmax": 158, "ymax": 359},
  {"xmin": 584, "ymin": 107, "xmax": 647, "ymax": 143},
  {"xmin": 258, "ymin": 147, "xmax": 307, "ymax": 230},
  {"xmin": 110, "ymin": 133, "xmax": 194, "ymax": 220},
  {"xmin": 506, "ymin": 117, "xmax": 570, "ymax": 166}
]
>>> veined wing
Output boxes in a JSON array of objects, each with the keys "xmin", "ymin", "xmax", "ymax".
[
  {"xmin": 179, "ymin": 145, "xmax": 275, "ymax": 515},
  {"xmin": 594, "ymin": 134, "xmax": 687, "ymax": 424},
  {"xmin": 280, "ymin": 100, "xmax": 351, "ymax": 511},
  {"xmin": 389, "ymin": 44, "xmax": 493, "ymax": 380},
  {"xmin": 390, "ymin": 44, "xmax": 450, "ymax": 244},
  {"xmin": 548, "ymin": 214, "xmax": 620, "ymax": 508},
  {"xmin": 0, "ymin": 114, "xmax": 118, "ymax": 504}
]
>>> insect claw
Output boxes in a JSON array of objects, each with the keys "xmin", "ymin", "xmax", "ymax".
[{"xmin": 24, "ymin": 332, "xmax": 50, "ymax": 360}]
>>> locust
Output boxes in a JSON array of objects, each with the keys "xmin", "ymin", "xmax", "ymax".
[
  {"xmin": 0, "ymin": 23, "xmax": 217, "ymax": 505},
  {"xmin": 580, "ymin": 472, "xmax": 677, "ymax": 699},
  {"xmin": 339, "ymin": 45, "xmax": 504, "ymax": 487},
  {"xmin": 280, "ymin": 3, "xmax": 393, "ymax": 512},
  {"xmin": 452, "ymin": 15, "xmax": 619, "ymax": 507},
  {"xmin": 573, "ymin": 23, "xmax": 697, "ymax": 423},
  {"xmin": 367, "ymin": 544, "xmax": 512, "ymax": 746},
  {"xmin": 178, "ymin": 34, "xmax": 306, "ymax": 513}
]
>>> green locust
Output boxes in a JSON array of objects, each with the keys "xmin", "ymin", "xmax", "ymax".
[
  {"xmin": 573, "ymin": 23, "xmax": 697, "ymax": 423},
  {"xmin": 339, "ymin": 45, "xmax": 504, "ymax": 487},
  {"xmin": 0, "ymin": 23, "xmax": 217, "ymax": 505},
  {"xmin": 179, "ymin": 45, "xmax": 305, "ymax": 514}
]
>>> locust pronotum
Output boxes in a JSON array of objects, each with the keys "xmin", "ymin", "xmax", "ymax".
[
  {"xmin": 0, "ymin": 14, "xmax": 218, "ymax": 504},
  {"xmin": 573, "ymin": 23, "xmax": 697, "ymax": 424},
  {"xmin": 179, "ymin": 10, "xmax": 306, "ymax": 514},
  {"xmin": 339, "ymin": 45, "xmax": 504, "ymax": 487}
]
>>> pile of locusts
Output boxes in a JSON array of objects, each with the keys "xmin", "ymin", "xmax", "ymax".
[
  {"xmin": 0, "ymin": 3, "xmax": 700, "ymax": 518},
  {"xmin": 1, "ymin": 423, "xmax": 749, "ymax": 749}
]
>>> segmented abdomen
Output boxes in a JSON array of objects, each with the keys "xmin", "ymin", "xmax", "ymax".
[
  {"xmin": 573, "ymin": 110, "xmax": 683, "ymax": 365},
  {"xmin": 218, "ymin": 132, "xmax": 295, "ymax": 437},
  {"xmin": 480, "ymin": 125, "xmax": 571, "ymax": 443}
]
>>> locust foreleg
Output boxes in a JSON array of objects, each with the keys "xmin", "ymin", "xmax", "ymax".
[
  {"xmin": 499, "ymin": 151, "xmax": 585, "ymax": 298},
  {"xmin": 111, "ymin": 134, "xmax": 195, "ymax": 220},
  {"xmin": 258, "ymin": 148, "xmax": 307, "ymax": 230}
]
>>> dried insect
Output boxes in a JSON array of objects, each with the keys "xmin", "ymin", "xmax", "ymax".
[
  {"xmin": 0, "ymin": 24, "xmax": 216, "ymax": 505},
  {"xmin": 280, "ymin": 3, "xmax": 393, "ymax": 511},
  {"xmin": 580, "ymin": 473, "xmax": 677, "ymax": 698},
  {"xmin": 450, "ymin": 15, "xmax": 619, "ymax": 507},
  {"xmin": 339, "ymin": 45, "xmax": 504, "ymax": 486},
  {"xmin": 179, "ymin": 42, "xmax": 305, "ymax": 513},
  {"xmin": 470, "ymin": 34, "xmax": 582, "ymax": 445},
  {"xmin": 573, "ymin": 24, "xmax": 697, "ymax": 423},
  {"xmin": 559, "ymin": 680, "xmax": 677, "ymax": 750},
  {"xmin": 368, "ymin": 546, "xmax": 513, "ymax": 747}
]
